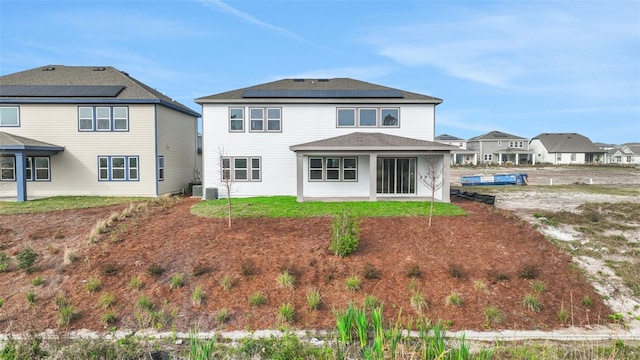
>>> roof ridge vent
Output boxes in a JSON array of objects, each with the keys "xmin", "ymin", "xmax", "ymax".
[
  {"xmin": 42, "ymin": 67, "xmax": 56, "ymax": 71},
  {"xmin": 93, "ymin": 67, "xmax": 106, "ymax": 71},
  {"xmin": 293, "ymin": 79, "xmax": 305, "ymax": 82},
  {"xmin": 120, "ymin": 71, "xmax": 129, "ymax": 76}
]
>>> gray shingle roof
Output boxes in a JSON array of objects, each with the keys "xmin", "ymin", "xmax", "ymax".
[
  {"xmin": 0, "ymin": 131, "xmax": 64, "ymax": 150},
  {"xmin": 0, "ymin": 65, "xmax": 199, "ymax": 117},
  {"xmin": 290, "ymin": 132, "xmax": 457, "ymax": 152},
  {"xmin": 435, "ymin": 134, "xmax": 464, "ymax": 141},
  {"xmin": 196, "ymin": 78, "xmax": 442, "ymax": 104},
  {"xmin": 531, "ymin": 133, "xmax": 601, "ymax": 152},
  {"xmin": 468, "ymin": 130, "xmax": 526, "ymax": 141}
]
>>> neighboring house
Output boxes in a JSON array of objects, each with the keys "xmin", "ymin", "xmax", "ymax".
[
  {"xmin": 607, "ymin": 143, "xmax": 640, "ymax": 164},
  {"xmin": 435, "ymin": 134, "xmax": 477, "ymax": 165},
  {"xmin": 467, "ymin": 131, "xmax": 534, "ymax": 165},
  {"xmin": 196, "ymin": 78, "xmax": 456, "ymax": 202},
  {"xmin": 0, "ymin": 65, "xmax": 200, "ymax": 201},
  {"xmin": 529, "ymin": 133, "xmax": 605, "ymax": 164}
]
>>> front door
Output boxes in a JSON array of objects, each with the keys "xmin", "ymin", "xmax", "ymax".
[{"xmin": 376, "ymin": 158, "xmax": 416, "ymax": 194}]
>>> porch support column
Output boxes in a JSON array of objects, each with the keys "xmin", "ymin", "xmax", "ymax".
[
  {"xmin": 515, "ymin": 153, "xmax": 519, "ymax": 165},
  {"xmin": 295, "ymin": 153, "xmax": 304, "ymax": 202},
  {"xmin": 369, "ymin": 153, "xmax": 377, "ymax": 201},
  {"xmin": 15, "ymin": 152, "xmax": 27, "ymax": 202},
  {"xmin": 441, "ymin": 153, "xmax": 451, "ymax": 203}
]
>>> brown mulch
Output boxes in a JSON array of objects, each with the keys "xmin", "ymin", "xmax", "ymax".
[{"xmin": 0, "ymin": 197, "xmax": 611, "ymax": 333}]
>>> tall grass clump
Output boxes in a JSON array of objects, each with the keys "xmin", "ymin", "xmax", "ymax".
[
  {"xmin": 0, "ymin": 252, "xmax": 11, "ymax": 272},
  {"xmin": 445, "ymin": 291, "xmax": 463, "ymax": 307},
  {"xmin": 128, "ymin": 275, "xmax": 143, "ymax": 290},
  {"xmin": 277, "ymin": 303, "xmax": 295, "ymax": 324},
  {"xmin": 16, "ymin": 246, "xmax": 37, "ymax": 273},
  {"xmin": 306, "ymin": 288, "xmax": 321, "ymax": 310},
  {"xmin": 329, "ymin": 210, "xmax": 360, "ymax": 258},
  {"xmin": 250, "ymin": 292, "xmax": 267, "ymax": 307},
  {"xmin": 169, "ymin": 273, "xmax": 184, "ymax": 290},
  {"xmin": 522, "ymin": 294, "xmax": 543, "ymax": 312},
  {"xmin": 484, "ymin": 305, "xmax": 505, "ymax": 325},
  {"xmin": 277, "ymin": 271, "xmax": 295, "ymax": 289},
  {"xmin": 85, "ymin": 277, "xmax": 101, "ymax": 293},
  {"xmin": 344, "ymin": 275, "xmax": 362, "ymax": 292},
  {"xmin": 191, "ymin": 286, "xmax": 204, "ymax": 307},
  {"xmin": 410, "ymin": 290, "xmax": 428, "ymax": 314}
]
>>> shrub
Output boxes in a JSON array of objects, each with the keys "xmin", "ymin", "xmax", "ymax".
[
  {"xmin": 344, "ymin": 276, "xmax": 362, "ymax": 292},
  {"xmin": 240, "ymin": 259, "xmax": 257, "ymax": 276},
  {"xmin": 216, "ymin": 308, "xmax": 229, "ymax": 324},
  {"xmin": 277, "ymin": 271, "xmax": 295, "ymax": 289},
  {"xmin": 191, "ymin": 262, "xmax": 210, "ymax": 277},
  {"xmin": 99, "ymin": 293, "xmax": 116, "ymax": 309},
  {"xmin": 445, "ymin": 292, "xmax": 463, "ymax": 307},
  {"xmin": 306, "ymin": 288, "xmax": 321, "ymax": 310},
  {"xmin": 406, "ymin": 264, "xmax": 422, "ymax": 278},
  {"xmin": 522, "ymin": 294, "xmax": 543, "ymax": 312},
  {"xmin": 447, "ymin": 263, "xmax": 466, "ymax": 279},
  {"xmin": 101, "ymin": 311, "xmax": 117, "ymax": 326},
  {"xmin": 220, "ymin": 274, "xmax": 233, "ymax": 292},
  {"xmin": 169, "ymin": 274, "xmax": 184, "ymax": 290},
  {"xmin": 518, "ymin": 264, "xmax": 540, "ymax": 280},
  {"xmin": 484, "ymin": 305, "xmax": 505, "ymax": 325},
  {"xmin": 249, "ymin": 292, "xmax": 267, "ymax": 307},
  {"xmin": 329, "ymin": 211, "xmax": 360, "ymax": 258},
  {"xmin": 582, "ymin": 295, "xmax": 593, "ymax": 307},
  {"xmin": 191, "ymin": 286, "xmax": 203, "ymax": 307},
  {"xmin": 58, "ymin": 303, "xmax": 78, "ymax": 326},
  {"xmin": 277, "ymin": 303, "xmax": 295, "ymax": 324},
  {"xmin": 128, "ymin": 275, "xmax": 143, "ymax": 290},
  {"xmin": 531, "ymin": 280, "xmax": 546, "ymax": 293},
  {"xmin": 31, "ymin": 276, "xmax": 43, "ymax": 286},
  {"xmin": 474, "ymin": 280, "xmax": 487, "ymax": 292},
  {"xmin": 146, "ymin": 263, "xmax": 165, "ymax": 278},
  {"xmin": 137, "ymin": 296, "xmax": 155, "ymax": 311},
  {"xmin": 85, "ymin": 277, "xmax": 101, "ymax": 293},
  {"xmin": 0, "ymin": 252, "xmax": 10, "ymax": 272},
  {"xmin": 363, "ymin": 294, "xmax": 379, "ymax": 308},
  {"xmin": 410, "ymin": 291, "xmax": 427, "ymax": 314},
  {"xmin": 362, "ymin": 263, "xmax": 381, "ymax": 279},
  {"xmin": 26, "ymin": 291, "xmax": 37, "ymax": 306},
  {"xmin": 16, "ymin": 247, "xmax": 37, "ymax": 273}
]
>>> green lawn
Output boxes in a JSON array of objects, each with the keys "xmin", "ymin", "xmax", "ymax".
[
  {"xmin": 191, "ymin": 196, "xmax": 466, "ymax": 218},
  {"xmin": 0, "ymin": 196, "xmax": 147, "ymax": 214}
]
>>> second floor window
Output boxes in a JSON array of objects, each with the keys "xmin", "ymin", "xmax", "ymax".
[
  {"xmin": 79, "ymin": 106, "xmax": 129, "ymax": 132},
  {"xmin": 509, "ymin": 141, "xmax": 524, "ymax": 148},
  {"xmin": 0, "ymin": 107, "xmax": 20, "ymax": 127},
  {"xmin": 249, "ymin": 107, "xmax": 281, "ymax": 132},
  {"xmin": 337, "ymin": 108, "xmax": 399, "ymax": 128}
]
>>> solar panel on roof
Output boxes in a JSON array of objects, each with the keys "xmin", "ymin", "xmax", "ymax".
[
  {"xmin": 241, "ymin": 89, "xmax": 404, "ymax": 98},
  {"xmin": 0, "ymin": 85, "xmax": 125, "ymax": 97}
]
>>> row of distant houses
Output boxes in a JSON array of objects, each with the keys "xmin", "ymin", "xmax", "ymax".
[
  {"xmin": 435, "ymin": 132, "xmax": 640, "ymax": 166},
  {"xmin": 1, "ymin": 65, "xmax": 637, "ymax": 203}
]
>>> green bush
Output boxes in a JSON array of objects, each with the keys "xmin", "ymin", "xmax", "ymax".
[
  {"xmin": 16, "ymin": 247, "xmax": 37, "ymax": 273},
  {"xmin": 329, "ymin": 211, "xmax": 360, "ymax": 258},
  {"xmin": 0, "ymin": 252, "xmax": 10, "ymax": 272}
]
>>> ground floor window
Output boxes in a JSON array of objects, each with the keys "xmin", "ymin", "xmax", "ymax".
[
  {"xmin": 158, "ymin": 156, "xmax": 165, "ymax": 181},
  {"xmin": 308, "ymin": 157, "xmax": 358, "ymax": 182},
  {"xmin": 26, "ymin": 157, "xmax": 50, "ymax": 181},
  {"xmin": 221, "ymin": 156, "xmax": 261, "ymax": 181},
  {"xmin": 483, "ymin": 154, "xmax": 493, "ymax": 162},
  {"xmin": 376, "ymin": 157, "xmax": 416, "ymax": 194},
  {"xmin": 0, "ymin": 156, "xmax": 15, "ymax": 181},
  {"xmin": 98, "ymin": 156, "xmax": 139, "ymax": 181}
]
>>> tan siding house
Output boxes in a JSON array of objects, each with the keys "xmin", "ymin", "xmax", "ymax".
[{"xmin": 0, "ymin": 65, "xmax": 200, "ymax": 201}]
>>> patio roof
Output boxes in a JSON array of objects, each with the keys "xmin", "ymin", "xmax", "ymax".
[
  {"xmin": 290, "ymin": 132, "xmax": 457, "ymax": 152},
  {"xmin": 0, "ymin": 131, "xmax": 64, "ymax": 154}
]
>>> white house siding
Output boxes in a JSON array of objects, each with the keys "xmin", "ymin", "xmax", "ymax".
[
  {"xmin": 1, "ymin": 104, "xmax": 157, "ymax": 197},
  {"xmin": 156, "ymin": 105, "xmax": 198, "ymax": 195},
  {"xmin": 202, "ymin": 103, "xmax": 436, "ymax": 198}
]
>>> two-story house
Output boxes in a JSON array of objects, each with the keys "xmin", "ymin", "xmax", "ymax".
[
  {"xmin": 529, "ymin": 133, "xmax": 605, "ymax": 164},
  {"xmin": 607, "ymin": 144, "xmax": 640, "ymax": 164},
  {"xmin": 434, "ymin": 134, "xmax": 477, "ymax": 165},
  {"xmin": 0, "ymin": 65, "xmax": 200, "ymax": 201},
  {"xmin": 196, "ymin": 78, "xmax": 455, "ymax": 202},
  {"xmin": 467, "ymin": 131, "xmax": 534, "ymax": 165}
]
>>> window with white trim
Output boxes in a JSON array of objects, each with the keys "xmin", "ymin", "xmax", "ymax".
[
  {"xmin": 308, "ymin": 157, "xmax": 358, "ymax": 181},
  {"xmin": 250, "ymin": 108, "xmax": 264, "ymax": 131},
  {"xmin": 221, "ymin": 156, "xmax": 261, "ymax": 181},
  {"xmin": 158, "ymin": 156, "xmax": 165, "ymax": 181},
  {"xmin": 229, "ymin": 108, "xmax": 244, "ymax": 132},
  {"xmin": 0, "ymin": 107, "xmax": 20, "ymax": 127},
  {"xmin": 484, "ymin": 154, "xmax": 493, "ymax": 162},
  {"xmin": 25, "ymin": 156, "xmax": 50, "ymax": 181},
  {"xmin": 337, "ymin": 107, "xmax": 400, "ymax": 128},
  {"xmin": 509, "ymin": 141, "xmax": 524, "ymax": 148},
  {"xmin": 0, "ymin": 156, "xmax": 15, "ymax": 181},
  {"xmin": 98, "ymin": 156, "xmax": 139, "ymax": 181},
  {"xmin": 571, "ymin": 153, "xmax": 576, "ymax": 161},
  {"xmin": 78, "ymin": 106, "xmax": 129, "ymax": 132},
  {"xmin": 556, "ymin": 153, "xmax": 562, "ymax": 162},
  {"xmin": 249, "ymin": 107, "xmax": 281, "ymax": 132}
]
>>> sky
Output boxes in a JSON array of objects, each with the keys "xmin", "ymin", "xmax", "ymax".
[{"xmin": 1, "ymin": 0, "xmax": 639, "ymax": 145}]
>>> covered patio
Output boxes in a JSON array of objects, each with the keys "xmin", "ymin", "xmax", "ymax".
[{"xmin": 0, "ymin": 132, "xmax": 64, "ymax": 202}]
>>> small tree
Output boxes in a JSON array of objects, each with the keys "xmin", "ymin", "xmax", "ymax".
[
  {"xmin": 218, "ymin": 148, "xmax": 234, "ymax": 227},
  {"xmin": 418, "ymin": 155, "xmax": 444, "ymax": 227}
]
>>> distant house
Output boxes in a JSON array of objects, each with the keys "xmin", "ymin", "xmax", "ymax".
[
  {"xmin": 196, "ymin": 78, "xmax": 456, "ymax": 202},
  {"xmin": 529, "ymin": 133, "xmax": 605, "ymax": 164},
  {"xmin": 466, "ymin": 131, "xmax": 534, "ymax": 165},
  {"xmin": 435, "ymin": 134, "xmax": 477, "ymax": 165},
  {"xmin": 607, "ymin": 143, "xmax": 640, "ymax": 164},
  {"xmin": 0, "ymin": 65, "xmax": 200, "ymax": 201}
]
